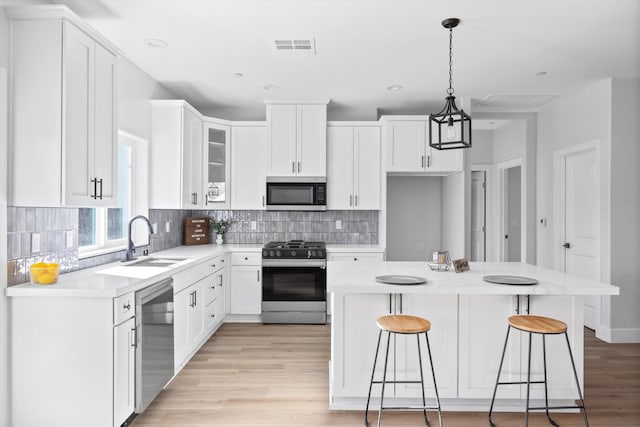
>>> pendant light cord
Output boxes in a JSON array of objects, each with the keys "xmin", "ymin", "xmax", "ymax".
[{"xmin": 448, "ymin": 26, "xmax": 454, "ymax": 96}]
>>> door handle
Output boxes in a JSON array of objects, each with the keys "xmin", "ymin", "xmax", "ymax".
[{"xmin": 563, "ymin": 242, "xmax": 571, "ymax": 249}]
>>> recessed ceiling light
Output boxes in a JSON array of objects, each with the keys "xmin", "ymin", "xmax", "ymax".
[
  {"xmin": 234, "ymin": 72, "xmax": 244, "ymax": 78},
  {"xmin": 387, "ymin": 85, "xmax": 403, "ymax": 91},
  {"xmin": 263, "ymin": 84, "xmax": 279, "ymax": 91},
  {"xmin": 145, "ymin": 39, "xmax": 168, "ymax": 48},
  {"xmin": 536, "ymin": 71, "xmax": 547, "ymax": 76}
]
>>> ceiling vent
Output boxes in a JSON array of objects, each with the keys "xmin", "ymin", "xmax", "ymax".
[
  {"xmin": 272, "ymin": 38, "xmax": 316, "ymax": 55},
  {"xmin": 475, "ymin": 94, "xmax": 558, "ymax": 110}
]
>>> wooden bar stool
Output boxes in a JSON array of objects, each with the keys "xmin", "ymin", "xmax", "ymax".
[
  {"xmin": 364, "ymin": 314, "xmax": 443, "ymax": 427},
  {"xmin": 488, "ymin": 315, "xmax": 588, "ymax": 427}
]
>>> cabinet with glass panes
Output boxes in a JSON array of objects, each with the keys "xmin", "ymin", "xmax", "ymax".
[{"xmin": 204, "ymin": 120, "xmax": 231, "ymax": 209}]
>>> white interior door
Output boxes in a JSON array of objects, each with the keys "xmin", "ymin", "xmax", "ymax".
[
  {"xmin": 471, "ymin": 171, "xmax": 486, "ymax": 261},
  {"xmin": 500, "ymin": 165, "xmax": 522, "ymax": 262},
  {"xmin": 561, "ymin": 145, "xmax": 601, "ymax": 330}
]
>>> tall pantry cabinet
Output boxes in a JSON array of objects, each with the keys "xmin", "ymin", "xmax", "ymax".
[{"xmin": 7, "ymin": 7, "xmax": 119, "ymax": 207}]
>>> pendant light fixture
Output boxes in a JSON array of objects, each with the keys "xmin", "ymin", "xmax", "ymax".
[{"xmin": 429, "ymin": 18, "xmax": 472, "ymax": 150}]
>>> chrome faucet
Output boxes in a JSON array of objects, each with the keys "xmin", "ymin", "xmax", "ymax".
[{"xmin": 125, "ymin": 215, "xmax": 154, "ymax": 261}]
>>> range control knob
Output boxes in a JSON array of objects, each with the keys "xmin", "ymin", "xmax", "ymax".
[
  {"xmin": 291, "ymin": 251, "xmax": 297, "ymax": 257},
  {"xmin": 270, "ymin": 251, "xmax": 276, "ymax": 257},
  {"xmin": 275, "ymin": 250, "xmax": 281, "ymax": 257},
  {"xmin": 262, "ymin": 250, "xmax": 268, "ymax": 257}
]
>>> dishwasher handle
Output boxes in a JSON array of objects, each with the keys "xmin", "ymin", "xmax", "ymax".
[{"xmin": 136, "ymin": 277, "xmax": 174, "ymax": 306}]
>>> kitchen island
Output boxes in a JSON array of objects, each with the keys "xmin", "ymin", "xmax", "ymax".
[{"xmin": 327, "ymin": 261, "xmax": 619, "ymax": 412}]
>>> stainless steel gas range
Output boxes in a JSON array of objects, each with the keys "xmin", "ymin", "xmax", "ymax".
[{"xmin": 261, "ymin": 240, "xmax": 327, "ymax": 324}]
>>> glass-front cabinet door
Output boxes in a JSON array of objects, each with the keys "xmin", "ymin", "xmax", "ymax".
[{"xmin": 203, "ymin": 119, "xmax": 231, "ymax": 209}]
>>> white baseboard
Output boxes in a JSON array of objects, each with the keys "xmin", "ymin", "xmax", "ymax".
[{"xmin": 597, "ymin": 326, "xmax": 640, "ymax": 343}]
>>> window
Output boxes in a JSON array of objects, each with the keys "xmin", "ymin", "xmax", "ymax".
[{"xmin": 79, "ymin": 131, "xmax": 148, "ymax": 256}]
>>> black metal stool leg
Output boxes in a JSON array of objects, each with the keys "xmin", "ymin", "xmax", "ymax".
[
  {"xmin": 489, "ymin": 325, "xmax": 511, "ymax": 427},
  {"xmin": 525, "ymin": 331, "xmax": 533, "ymax": 427},
  {"xmin": 542, "ymin": 334, "xmax": 559, "ymax": 426},
  {"xmin": 564, "ymin": 332, "xmax": 589, "ymax": 427},
  {"xmin": 365, "ymin": 330, "xmax": 383, "ymax": 427},
  {"xmin": 424, "ymin": 331, "xmax": 443, "ymax": 427},
  {"xmin": 416, "ymin": 333, "xmax": 431, "ymax": 427},
  {"xmin": 377, "ymin": 331, "xmax": 392, "ymax": 427}
]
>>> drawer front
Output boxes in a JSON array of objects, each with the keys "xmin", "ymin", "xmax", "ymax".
[
  {"xmin": 328, "ymin": 252, "xmax": 384, "ymax": 262},
  {"xmin": 231, "ymin": 252, "xmax": 261, "ymax": 266},
  {"xmin": 114, "ymin": 292, "xmax": 136, "ymax": 325},
  {"xmin": 204, "ymin": 273, "xmax": 223, "ymax": 306},
  {"xmin": 205, "ymin": 296, "xmax": 225, "ymax": 331}
]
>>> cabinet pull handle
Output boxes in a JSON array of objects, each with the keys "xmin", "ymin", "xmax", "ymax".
[
  {"xmin": 515, "ymin": 295, "xmax": 520, "ymax": 314},
  {"xmin": 131, "ymin": 327, "xmax": 137, "ymax": 348},
  {"xmin": 262, "ymin": 195, "xmax": 265, "ymax": 206},
  {"xmin": 98, "ymin": 178, "xmax": 103, "ymax": 200},
  {"xmin": 388, "ymin": 294, "xmax": 393, "ymax": 314},
  {"xmin": 350, "ymin": 195, "xmax": 353, "ymax": 206},
  {"xmin": 212, "ymin": 264, "xmax": 216, "ymax": 268},
  {"xmin": 192, "ymin": 193, "xmax": 198, "ymax": 205},
  {"xmin": 257, "ymin": 270, "xmax": 260, "ymax": 282},
  {"xmin": 298, "ymin": 161, "xmax": 301, "ymax": 173},
  {"xmin": 353, "ymin": 257, "xmax": 358, "ymax": 261},
  {"xmin": 210, "ymin": 314, "xmax": 215, "ymax": 318},
  {"xmin": 194, "ymin": 290, "xmax": 197, "ymax": 307},
  {"xmin": 355, "ymin": 195, "xmax": 358, "ymax": 206},
  {"xmin": 427, "ymin": 155, "xmax": 431, "ymax": 168},
  {"xmin": 526, "ymin": 295, "xmax": 530, "ymax": 315},
  {"xmin": 91, "ymin": 178, "xmax": 98, "ymax": 199},
  {"xmin": 399, "ymin": 294, "xmax": 403, "ymax": 314},
  {"xmin": 123, "ymin": 302, "xmax": 131, "ymax": 311},
  {"xmin": 292, "ymin": 162, "xmax": 295, "ymax": 173}
]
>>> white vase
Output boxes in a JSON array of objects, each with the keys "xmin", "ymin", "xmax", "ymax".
[{"xmin": 215, "ymin": 234, "xmax": 223, "ymax": 245}]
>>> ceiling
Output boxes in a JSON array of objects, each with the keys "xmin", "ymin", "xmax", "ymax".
[{"xmin": 9, "ymin": 0, "xmax": 640, "ymax": 120}]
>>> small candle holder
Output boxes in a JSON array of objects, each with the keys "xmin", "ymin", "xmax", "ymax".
[{"xmin": 428, "ymin": 250, "xmax": 451, "ymax": 271}]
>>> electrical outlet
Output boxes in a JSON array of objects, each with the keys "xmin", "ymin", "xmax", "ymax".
[
  {"xmin": 31, "ymin": 233, "xmax": 40, "ymax": 254},
  {"xmin": 153, "ymin": 223, "xmax": 158, "ymax": 234},
  {"xmin": 165, "ymin": 221, "xmax": 171, "ymax": 233},
  {"xmin": 251, "ymin": 221, "xmax": 257, "ymax": 231},
  {"xmin": 65, "ymin": 230, "xmax": 74, "ymax": 248},
  {"xmin": 335, "ymin": 220, "xmax": 342, "ymax": 230}
]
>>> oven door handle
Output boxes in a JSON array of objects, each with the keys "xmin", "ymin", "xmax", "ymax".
[{"xmin": 262, "ymin": 259, "xmax": 327, "ymax": 268}]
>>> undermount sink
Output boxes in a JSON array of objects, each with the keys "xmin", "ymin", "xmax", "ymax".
[
  {"xmin": 125, "ymin": 257, "xmax": 187, "ymax": 267},
  {"xmin": 98, "ymin": 257, "xmax": 191, "ymax": 279}
]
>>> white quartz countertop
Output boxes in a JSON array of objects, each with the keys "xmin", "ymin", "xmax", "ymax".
[
  {"xmin": 327, "ymin": 261, "xmax": 619, "ymax": 296},
  {"xmin": 6, "ymin": 244, "xmax": 263, "ymax": 298},
  {"xmin": 325, "ymin": 244, "xmax": 385, "ymax": 252}
]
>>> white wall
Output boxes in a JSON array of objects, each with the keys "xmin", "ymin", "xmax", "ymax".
[
  {"xmin": 117, "ymin": 57, "xmax": 176, "ymax": 142},
  {"xmin": 470, "ymin": 130, "xmax": 494, "ymax": 164},
  {"xmin": 386, "ymin": 176, "xmax": 443, "ymax": 261},
  {"xmin": 610, "ymin": 78, "xmax": 640, "ymax": 340},
  {"xmin": 493, "ymin": 120, "xmax": 526, "ymax": 163}
]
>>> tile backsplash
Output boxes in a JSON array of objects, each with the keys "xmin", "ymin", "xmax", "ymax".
[{"xmin": 7, "ymin": 207, "xmax": 378, "ymax": 285}]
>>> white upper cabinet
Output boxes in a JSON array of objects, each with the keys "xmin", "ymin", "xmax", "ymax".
[
  {"xmin": 150, "ymin": 100, "xmax": 212, "ymax": 209},
  {"xmin": 266, "ymin": 101, "xmax": 328, "ymax": 177},
  {"xmin": 8, "ymin": 9, "xmax": 118, "ymax": 207},
  {"xmin": 203, "ymin": 119, "xmax": 231, "ymax": 209},
  {"xmin": 384, "ymin": 117, "xmax": 462, "ymax": 174},
  {"xmin": 231, "ymin": 123, "xmax": 267, "ymax": 210},
  {"xmin": 328, "ymin": 124, "xmax": 381, "ymax": 210}
]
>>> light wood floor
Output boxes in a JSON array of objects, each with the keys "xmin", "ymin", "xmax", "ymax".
[{"xmin": 131, "ymin": 324, "xmax": 640, "ymax": 426}]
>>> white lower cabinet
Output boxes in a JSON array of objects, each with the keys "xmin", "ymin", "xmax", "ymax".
[
  {"xmin": 458, "ymin": 295, "xmax": 583, "ymax": 400},
  {"xmin": 230, "ymin": 253, "xmax": 262, "ymax": 315},
  {"xmin": 113, "ymin": 316, "xmax": 136, "ymax": 426},
  {"xmin": 173, "ymin": 255, "xmax": 227, "ymax": 372}
]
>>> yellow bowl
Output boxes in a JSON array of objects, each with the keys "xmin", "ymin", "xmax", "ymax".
[{"xmin": 30, "ymin": 263, "xmax": 60, "ymax": 285}]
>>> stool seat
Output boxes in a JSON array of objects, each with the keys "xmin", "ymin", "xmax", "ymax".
[
  {"xmin": 508, "ymin": 315, "xmax": 567, "ymax": 334},
  {"xmin": 377, "ymin": 314, "xmax": 431, "ymax": 334}
]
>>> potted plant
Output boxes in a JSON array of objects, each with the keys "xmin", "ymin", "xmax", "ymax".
[{"xmin": 210, "ymin": 218, "xmax": 232, "ymax": 244}]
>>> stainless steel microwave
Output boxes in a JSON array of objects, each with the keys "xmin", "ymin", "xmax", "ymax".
[{"xmin": 266, "ymin": 177, "xmax": 327, "ymax": 211}]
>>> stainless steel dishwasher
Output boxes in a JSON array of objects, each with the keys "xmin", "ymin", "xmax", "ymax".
[{"xmin": 135, "ymin": 277, "xmax": 175, "ymax": 413}]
